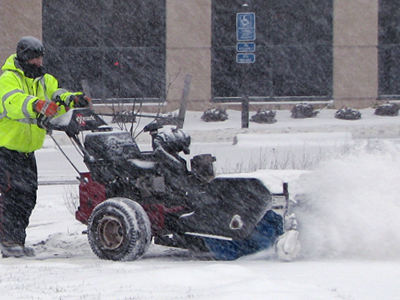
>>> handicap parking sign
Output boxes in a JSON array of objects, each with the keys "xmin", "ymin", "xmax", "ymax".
[{"xmin": 236, "ymin": 13, "xmax": 256, "ymax": 41}]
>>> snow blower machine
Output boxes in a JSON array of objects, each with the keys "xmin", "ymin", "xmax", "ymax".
[{"xmin": 47, "ymin": 108, "xmax": 300, "ymax": 261}]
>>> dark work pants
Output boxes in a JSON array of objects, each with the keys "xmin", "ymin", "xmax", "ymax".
[{"xmin": 0, "ymin": 147, "xmax": 38, "ymax": 246}]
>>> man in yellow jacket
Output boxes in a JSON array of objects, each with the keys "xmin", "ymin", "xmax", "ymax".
[{"xmin": 0, "ymin": 36, "xmax": 91, "ymax": 258}]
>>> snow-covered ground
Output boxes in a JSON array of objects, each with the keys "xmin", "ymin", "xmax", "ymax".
[{"xmin": 1, "ymin": 107, "xmax": 400, "ymax": 300}]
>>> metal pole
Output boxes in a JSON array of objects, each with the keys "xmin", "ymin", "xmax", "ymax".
[
  {"xmin": 240, "ymin": 3, "xmax": 251, "ymax": 129},
  {"xmin": 241, "ymin": 91, "xmax": 249, "ymax": 128}
]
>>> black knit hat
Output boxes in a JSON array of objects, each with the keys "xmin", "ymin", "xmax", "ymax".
[{"xmin": 16, "ymin": 36, "xmax": 45, "ymax": 62}]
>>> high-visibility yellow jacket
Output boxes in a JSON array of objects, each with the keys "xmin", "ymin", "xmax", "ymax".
[{"xmin": 0, "ymin": 54, "xmax": 77, "ymax": 153}]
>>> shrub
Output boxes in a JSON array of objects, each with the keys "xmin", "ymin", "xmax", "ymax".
[
  {"xmin": 291, "ymin": 103, "xmax": 319, "ymax": 118},
  {"xmin": 250, "ymin": 109, "xmax": 277, "ymax": 124},
  {"xmin": 111, "ymin": 110, "xmax": 136, "ymax": 123},
  {"xmin": 201, "ymin": 108, "xmax": 229, "ymax": 122},
  {"xmin": 335, "ymin": 108, "xmax": 361, "ymax": 120},
  {"xmin": 156, "ymin": 112, "xmax": 181, "ymax": 126},
  {"xmin": 374, "ymin": 103, "xmax": 400, "ymax": 116}
]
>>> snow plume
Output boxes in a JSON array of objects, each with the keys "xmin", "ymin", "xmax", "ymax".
[{"xmin": 293, "ymin": 139, "xmax": 400, "ymax": 260}]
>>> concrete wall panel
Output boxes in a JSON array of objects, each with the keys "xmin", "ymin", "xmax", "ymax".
[
  {"xmin": 166, "ymin": 0, "xmax": 212, "ymax": 109},
  {"xmin": 0, "ymin": 0, "xmax": 42, "ymax": 65},
  {"xmin": 333, "ymin": 0, "xmax": 379, "ymax": 108}
]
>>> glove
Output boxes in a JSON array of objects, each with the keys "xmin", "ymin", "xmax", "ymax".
[
  {"xmin": 69, "ymin": 94, "xmax": 92, "ymax": 108},
  {"xmin": 33, "ymin": 100, "xmax": 60, "ymax": 117}
]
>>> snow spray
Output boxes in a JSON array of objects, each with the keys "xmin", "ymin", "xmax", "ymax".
[{"xmin": 292, "ymin": 139, "xmax": 400, "ymax": 260}]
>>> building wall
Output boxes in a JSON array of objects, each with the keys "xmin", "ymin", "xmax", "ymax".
[
  {"xmin": 0, "ymin": 0, "xmax": 42, "ymax": 66},
  {"xmin": 333, "ymin": 0, "xmax": 379, "ymax": 109},
  {"xmin": 0, "ymin": 0, "xmax": 383, "ymax": 110},
  {"xmin": 166, "ymin": 0, "xmax": 212, "ymax": 111}
]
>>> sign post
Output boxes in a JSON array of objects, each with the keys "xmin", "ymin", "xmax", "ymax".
[{"xmin": 236, "ymin": 9, "xmax": 256, "ymax": 129}]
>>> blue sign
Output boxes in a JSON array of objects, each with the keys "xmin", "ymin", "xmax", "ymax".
[
  {"xmin": 236, "ymin": 53, "xmax": 256, "ymax": 63},
  {"xmin": 237, "ymin": 12, "xmax": 256, "ymax": 41},
  {"xmin": 237, "ymin": 42, "xmax": 256, "ymax": 52}
]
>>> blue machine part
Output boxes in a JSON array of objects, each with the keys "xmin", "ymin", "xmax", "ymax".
[{"xmin": 204, "ymin": 210, "xmax": 284, "ymax": 260}]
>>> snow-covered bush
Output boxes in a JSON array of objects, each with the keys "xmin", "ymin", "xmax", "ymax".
[
  {"xmin": 374, "ymin": 103, "xmax": 400, "ymax": 116},
  {"xmin": 291, "ymin": 103, "xmax": 319, "ymax": 118},
  {"xmin": 250, "ymin": 109, "xmax": 277, "ymax": 124},
  {"xmin": 111, "ymin": 110, "xmax": 136, "ymax": 123},
  {"xmin": 156, "ymin": 112, "xmax": 181, "ymax": 126},
  {"xmin": 335, "ymin": 108, "xmax": 361, "ymax": 120},
  {"xmin": 201, "ymin": 108, "xmax": 228, "ymax": 122}
]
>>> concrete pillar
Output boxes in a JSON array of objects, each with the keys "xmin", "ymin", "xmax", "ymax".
[
  {"xmin": 166, "ymin": 0, "xmax": 212, "ymax": 111},
  {"xmin": 333, "ymin": 0, "xmax": 379, "ymax": 108},
  {"xmin": 0, "ymin": 0, "xmax": 42, "ymax": 66}
]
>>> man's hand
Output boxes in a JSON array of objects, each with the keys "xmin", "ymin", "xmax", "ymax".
[
  {"xmin": 33, "ymin": 100, "xmax": 60, "ymax": 117},
  {"xmin": 69, "ymin": 94, "xmax": 92, "ymax": 108}
]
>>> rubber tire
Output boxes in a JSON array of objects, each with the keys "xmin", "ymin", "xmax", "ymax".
[{"xmin": 87, "ymin": 197, "xmax": 151, "ymax": 261}]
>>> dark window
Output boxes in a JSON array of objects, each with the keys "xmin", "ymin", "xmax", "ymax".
[
  {"xmin": 212, "ymin": 0, "xmax": 333, "ymax": 102},
  {"xmin": 378, "ymin": 1, "xmax": 400, "ymax": 98},
  {"xmin": 42, "ymin": 0, "xmax": 166, "ymax": 101}
]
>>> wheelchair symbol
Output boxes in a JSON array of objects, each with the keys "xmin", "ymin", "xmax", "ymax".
[{"xmin": 240, "ymin": 15, "xmax": 250, "ymax": 27}]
